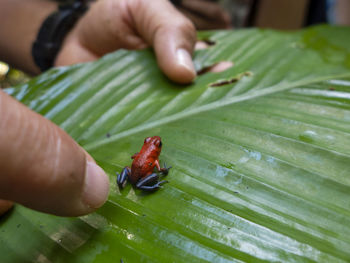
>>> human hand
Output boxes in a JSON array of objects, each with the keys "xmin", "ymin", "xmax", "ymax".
[
  {"xmin": 0, "ymin": 0, "xmax": 197, "ymax": 217},
  {"xmin": 176, "ymin": 0, "xmax": 232, "ymax": 30},
  {"xmin": 0, "ymin": 91, "xmax": 109, "ymax": 217},
  {"xmin": 55, "ymin": 0, "xmax": 197, "ymax": 84}
]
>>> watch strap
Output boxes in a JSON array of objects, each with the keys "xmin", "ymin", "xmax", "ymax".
[{"xmin": 32, "ymin": 1, "xmax": 88, "ymax": 72}]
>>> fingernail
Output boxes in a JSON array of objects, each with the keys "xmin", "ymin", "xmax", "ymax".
[
  {"xmin": 82, "ymin": 161, "xmax": 109, "ymax": 209},
  {"xmin": 176, "ymin": 48, "xmax": 196, "ymax": 75}
]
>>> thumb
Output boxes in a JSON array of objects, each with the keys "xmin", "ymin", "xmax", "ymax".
[
  {"xmin": 132, "ymin": 0, "xmax": 197, "ymax": 84},
  {"xmin": 0, "ymin": 91, "xmax": 109, "ymax": 216}
]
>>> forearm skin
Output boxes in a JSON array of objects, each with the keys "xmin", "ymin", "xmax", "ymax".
[{"xmin": 0, "ymin": 0, "xmax": 57, "ymax": 74}]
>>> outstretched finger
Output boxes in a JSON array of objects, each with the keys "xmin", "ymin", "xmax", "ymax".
[
  {"xmin": 131, "ymin": 0, "xmax": 197, "ymax": 84},
  {"xmin": 0, "ymin": 91, "xmax": 109, "ymax": 216}
]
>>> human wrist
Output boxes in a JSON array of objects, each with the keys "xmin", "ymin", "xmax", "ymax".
[
  {"xmin": 32, "ymin": 0, "xmax": 90, "ymax": 72},
  {"xmin": 0, "ymin": 0, "xmax": 57, "ymax": 74}
]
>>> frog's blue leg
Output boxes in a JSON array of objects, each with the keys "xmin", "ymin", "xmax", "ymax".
[
  {"xmin": 117, "ymin": 167, "xmax": 131, "ymax": 188},
  {"xmin": 136, "ymin": 173, "xmax": 168, "ymax": 191}
]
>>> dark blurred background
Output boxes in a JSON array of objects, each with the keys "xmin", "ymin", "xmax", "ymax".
[
  {"xmin": 176, "ymin": 0, "xmax": 349, "ymax": 30},
  {"xmin": 1, "ymin": 0, "xmax": 349, "ymax": 88}
]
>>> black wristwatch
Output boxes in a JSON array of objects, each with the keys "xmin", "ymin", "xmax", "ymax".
[
  {"xmin": 32, "ymin": 0, "xmax": 89, "ymax": 72},
  {"xmin": 170, "ymin": 0, "xmax": 182, "ymax": 6}
]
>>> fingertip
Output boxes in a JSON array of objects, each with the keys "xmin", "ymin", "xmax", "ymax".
[
  {"xmin": 173, "ymin": 48, "xmax": 197, "ymax": 84},
  {"xmin": 136, "ymin": 0, "xmax": 197, "ymax": 84},
  {"xmin": 81, "ymin": 161, "xmax": 109, "ymax": 211},
  {"xmin": 157, "ymin": 45, "xmax": 197, "ymax": 84}
]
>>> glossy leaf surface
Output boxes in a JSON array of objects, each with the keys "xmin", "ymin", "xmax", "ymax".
[{"xmin": 1, "ymin": 26, "xmax": 350, "ymax": 262}]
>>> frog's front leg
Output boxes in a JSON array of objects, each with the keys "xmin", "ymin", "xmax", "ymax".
[
  {"xmin": 131, "ymin": 153, "xmax": 139, "ymax": 159},
  {"xmin": 154, "ymin": 160, "xmax": 172, "ymax": 175},
  {"xmin": 136, "ymin": 173, "xmax": 168, "ymax": 191},
  {"xmin": 117, "ymin": 167, "xmax": 131, "ymax": 188}
]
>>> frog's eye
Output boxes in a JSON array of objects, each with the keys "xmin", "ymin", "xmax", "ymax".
[
  {"xmin": 144, "ymin": 137, "xmax": 151, "ymax": 143},
  {"xmin": 158, "ymin": 140, "xmax": 162, "ymax": 147}
]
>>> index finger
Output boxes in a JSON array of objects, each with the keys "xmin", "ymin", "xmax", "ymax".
[{"xmin": 131, "ymin": 0, "xmax": 197, "ymax": 84}]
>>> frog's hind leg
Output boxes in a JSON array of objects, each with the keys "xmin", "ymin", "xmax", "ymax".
[
  {"xmin": 117, "ymin": 167, "xmax": 131, "ymax": 188},
  {"xmin": 136, "ymin": 173, "xmax": 168, "ymax": 191}
]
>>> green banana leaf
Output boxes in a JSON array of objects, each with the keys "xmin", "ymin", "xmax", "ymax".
[{"xmin": 1, "ymin": 25, "xmax": 350, "ymax": 262}]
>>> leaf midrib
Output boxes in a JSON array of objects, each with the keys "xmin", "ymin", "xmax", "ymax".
[{"xmin": 84, "ymin": 73, "xmax": 350, "ymax": 151}]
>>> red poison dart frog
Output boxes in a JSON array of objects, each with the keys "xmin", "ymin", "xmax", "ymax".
[{"xmin": 117, "ymin": 136, "xmax": 171, "ymax": 191}]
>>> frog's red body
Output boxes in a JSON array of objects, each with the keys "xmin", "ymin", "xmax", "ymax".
[
  {"xmin": 117, "ymin": 136, "xmax": 171, "ymax": 191},
  {"xmin": 129, "ymin": 136, "xmax": 162, "ymax": 184}
]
